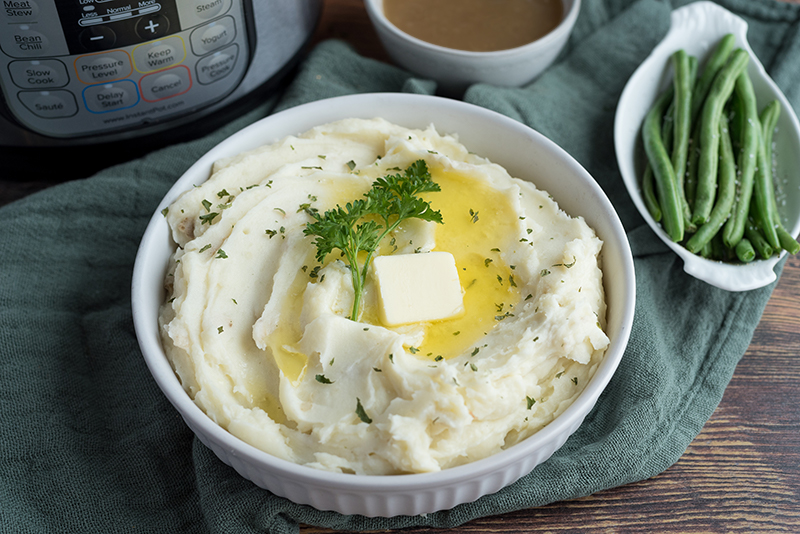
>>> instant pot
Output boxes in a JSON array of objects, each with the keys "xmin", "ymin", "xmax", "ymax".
[{"xmin": 0, "ymin": 0, "xmax": 321, "ymax": 178}]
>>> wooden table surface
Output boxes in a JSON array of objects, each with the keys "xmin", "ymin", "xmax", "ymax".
[{"xmin": 1, "ymin": 1, "xmax": 797, "ymax": 532}]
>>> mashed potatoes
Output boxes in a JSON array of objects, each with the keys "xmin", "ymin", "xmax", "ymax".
[{"xmin": 159, "ymin": 118, "xmax": 609, "ymax": 475}]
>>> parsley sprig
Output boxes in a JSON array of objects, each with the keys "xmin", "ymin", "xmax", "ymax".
[{"xmin": 303, "ymin": 160, "xmax": 443, "ymax": 321}]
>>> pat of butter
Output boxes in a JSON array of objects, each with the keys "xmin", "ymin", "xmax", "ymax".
[{"xmin": 372, "ymin": 251, "xmax": 464, "ymax": 326}]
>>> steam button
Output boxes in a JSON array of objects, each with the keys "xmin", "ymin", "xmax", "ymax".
[{"xmin": 193, "ymin": 0, "xmax": 228, "ymax": 20}]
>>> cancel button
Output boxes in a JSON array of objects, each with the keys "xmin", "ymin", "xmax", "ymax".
[{"xmin": 140, "ymin": 65, "xmax": 191, "ymax": 102}]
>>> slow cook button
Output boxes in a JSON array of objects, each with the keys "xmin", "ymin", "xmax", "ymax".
[
  {"xmin": 74, "ymin": 51, "xmax": 131, "ymax": 84},
  {"xmin": 133, "ymin": 36, "xmax": 185, "ymax": 73},
  {"xmin": 8, "ymin": 59, "xmax": 69, "ymax": 88},
  {"xmin": 82, "ymin": 80, "xmax": 139, "ymax": 113},
  {"xmin": 140, "ymin": 65, "xmax": 191, "ymax": 102},
  {"xmin": 17, "ymin": 89, "xmax": 78, "ymax": 118},
  {"xmin": 195, "ymin": 43, "xmax": 238, "ymax": 85},
  {"xmin": 1, "ymin": 0, "xmax": 40, "ymax": 23},
  {"xmin": 190, "ymin": 16, "xmax": 235, "ymax": 56}
]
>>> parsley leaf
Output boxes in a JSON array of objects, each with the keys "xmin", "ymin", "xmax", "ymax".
[
  {"xmin": 355, "ymin": 398, "xmax": 372, "ymax": 424},
  {"xmin": 304, "ymin": 160, "xmax": 442, "ymax": 321}
]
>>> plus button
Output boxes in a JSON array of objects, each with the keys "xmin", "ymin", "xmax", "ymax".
[
  {"xmin": 144, "ymin": 20, "xmax": 159, "ymax": 34},
  {"xmin": 135, "ymin": 13, "xmax": 170, "ymax": 39}
]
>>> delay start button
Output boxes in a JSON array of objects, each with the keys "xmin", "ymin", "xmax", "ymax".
[
  {"xmin": 82, "ymin": 80, "xmax": 139, "ymax": 113},
  {"xmin": 195, "ymin": 43, "xmax": 238, "ymax": 85},
  {"xmin": 140, "ymin": 65, "xmax": 191, "ymax": 102}
]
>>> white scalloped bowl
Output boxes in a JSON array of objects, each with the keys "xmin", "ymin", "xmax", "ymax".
[
  {"xmin": 364, "ymin": 0, "xmax": 580, "ymax": 95},
  {"xmin": 132, "ymin": 93, "xmax": 635, "ymax": 517},
  {"xmin": 614, "ymin": 1, "xmax": 800, "ymax": 291}
]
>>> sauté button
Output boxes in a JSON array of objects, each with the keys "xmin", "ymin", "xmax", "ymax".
[{"xmin": 17, "ymin": 90, "xmax": 78, "ymax": 118}]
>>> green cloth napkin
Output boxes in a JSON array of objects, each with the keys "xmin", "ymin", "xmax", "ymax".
[{"xmin": 2, "ymin": 0, "xmax": 798, "ymax": 532}]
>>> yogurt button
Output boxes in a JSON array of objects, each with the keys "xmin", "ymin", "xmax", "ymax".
[
  {"xmin": 190, "ymin": 16, "xmax": 235, "ymax": 55},
  {"xmin": 17, "ymin": 90, "xmax": 78, "ymax": 118}
]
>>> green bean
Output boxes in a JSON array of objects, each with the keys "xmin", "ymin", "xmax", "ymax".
[
  {"xmin": 777, "ymin": 226, "xmax": 800, "ymax": 255},
  {"xmin": 752, "ymin": 126, "xmax": 781, "ymax": 249},
  {"xmin": 643, "ymin": 88, "xmax": 684, "ymax": 242},
  {"xmin": 700, "ymin": 240, "xmax": 713, "ymax": 259},
  {"xmin": 760, "ymin": 100, "xmax": 780, "ymax": 172},
  {"xmin": 691, "ymin": 33, "xmax": 736, "ymax": 124},
  {"xmin": 685, "ymin": 122, "xmax": 700, "ymax": 210},
  {"xmin": 693, "ymin": 48, "xmax": 749, "ymax": 225},
  {"xmin": 671, "ymin": 50, "xmax": 694, "ymax": 228},
  {"xmin": 722, "ymin": 72, "xmax": 759, "ymax": 248},
  {"xmin": 686, "ymin": 113, "xmax": 737, "ymax": 253},
  {"xmin": 759, "ymin": 101, "xmax": 782, "ymax": 226},
  {"xmin": 735, "ymin": 238, "xmax": 756, "ymax": 262},
  {"xmin": 744, "ymin": 218, "xmax": 774, "ymax": 259},
  {"xmin": 642, "ymin": 164, "xmax": 662, "ymax": 222}
]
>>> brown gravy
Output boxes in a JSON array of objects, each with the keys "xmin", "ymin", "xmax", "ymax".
[{"xmin": 383, "ymin": 0, "xmax": 564, "ymax": 52}]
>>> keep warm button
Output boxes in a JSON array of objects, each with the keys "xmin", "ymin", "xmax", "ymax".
[
  {"xmin": 133, "ymin": 36, "xmax": 185, "ymax": 74},
  {"xmin": 82, "ymin": 80, "xmax": 139, "ymax": 113},
  {"xmin": 140, "ymin": 65, "xmax": 191, "ymax": 102}
]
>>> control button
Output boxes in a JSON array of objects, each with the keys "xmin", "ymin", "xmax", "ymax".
[
  {"xmin": 17, "ymin": 90, "xmax": 78, "ymax": 118},
  {"xmin": 82, "ymin": 80, "xmax": 139, "ymax": 113},
  {"xmin": 5, "ymin": 25, "xmax": 49, "ymax": 57},
  {"xmin": 135, "ymin": 13, "xmax": 170, "ymax": 40},
  {"xmin": 133, "ymin": 36, "xmax": 185, "ymax": 73},
  {"xmin": 190, "ymin": 16, "xmax": 235, "ymax": 56},
  {"xmin": 75, "ymin": 51, "xmax": 132, "ymax": 84},
  {"xmin": 8, "ymin": 59, "xmax": 69, "ymax": 89},
  {"xmin": 193, "ymin": 0, "xmax": 228, "ymax": 20},
  {"xmin": 78, "ymin": 25, "xmax": 117, "ymax": 51},
  {"xmin": 140, "ymin": 65, "xmax": 191, "ymax": 102},
  {"xmin": 1, "ymin": 0, "xmax": 40, "ymax": 23},
  {"xmin": 195, "ymin": 44, "xmax": 238, "ymax": 85}
]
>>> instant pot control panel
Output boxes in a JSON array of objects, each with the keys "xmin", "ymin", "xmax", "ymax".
[{"xmin": 0, "ymin": 0, "xmax": 251, "ymax": 139}]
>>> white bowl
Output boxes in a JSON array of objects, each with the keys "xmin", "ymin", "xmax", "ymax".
[
  {"xmin": 364, "ymin": 0, "xmax": 580, "ymax": 95},
  {"xmin": 614, "ymin": 1, "xmax": 800, "ymax": 291},
  {"xmin": 132, "ymin": 93, "xmax": 635, "ymax": 517}
]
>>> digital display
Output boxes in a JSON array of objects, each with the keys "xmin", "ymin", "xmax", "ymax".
[{"xmin": 58, "ymin": 0, "xmax": 182, "ymax": 54}]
